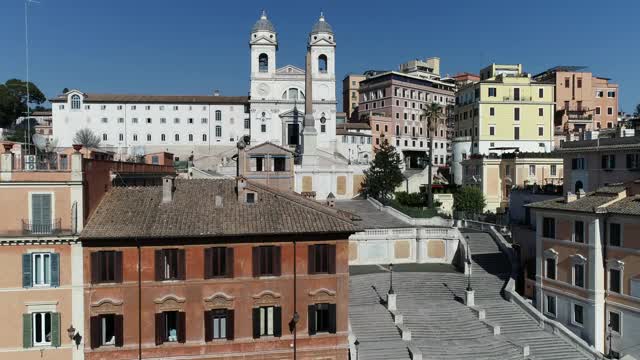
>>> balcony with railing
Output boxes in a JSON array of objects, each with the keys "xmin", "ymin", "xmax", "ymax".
[
  {"xmin": 502, "ymin": 96, "xmax": 533, "ymax": 102},
  {"xmin": 21, "ymin": 218, "xmax": 66, "ymax": 235}
]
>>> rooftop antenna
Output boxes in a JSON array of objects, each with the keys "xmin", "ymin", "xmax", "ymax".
[{"xmin": 25, "ymin": 0, "xmax": 40, "ymax": 155}]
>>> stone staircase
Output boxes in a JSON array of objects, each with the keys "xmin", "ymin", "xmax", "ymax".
[{"xmin": 348, "ymin": 229, "xmax": 596, "ymax": 360}]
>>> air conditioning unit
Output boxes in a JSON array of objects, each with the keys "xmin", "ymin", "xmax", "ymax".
[{"xmin": 24, "ymin": 155, "xmax": 37, "ymax": 171}]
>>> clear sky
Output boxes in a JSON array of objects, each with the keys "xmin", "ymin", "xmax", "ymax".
[{"xmin": 1, "ymin": 0, "xmax": 638, "ymax": 112}]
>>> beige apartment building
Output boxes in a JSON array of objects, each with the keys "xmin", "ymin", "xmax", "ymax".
[
  {"xmin": 461, "ymin": 152, "xmax": 563, "ymax": 213},
  {"xmin": 559, "ymin": 133, "xmax": 640, "ymax": 194},
  {"xmin": 342, "ymin": 74, "xmax": 366, "ymax": 120},
  {"xmin": 528, "ymin": 184, "xmax": 640, "ymax": 359},
  {"xmin": 533, "ymin": 66, "xmax": 619, "ymax": 146},
  {"xmin": 0, "ymin": 143, "xmax": 85, "ymax": 360}
]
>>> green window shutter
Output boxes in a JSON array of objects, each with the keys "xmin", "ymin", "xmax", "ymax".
[
  {"xmin": 50, "ymin": 253, "xmax": 60, "ymax": 287},
  {"xmin": 31, "ymin": 194, "xmax": 52, "ymax": 232},
  {"xmin": 22, "ymin": 254, "xmax": 32, "ymax": 288},
  {"xmin": 51, "ymin": 312, "xmax": 61, "ymax": 347},
  {"xmin": 23, "ymin": 314, "xmax": 32, "ymax": 348}
]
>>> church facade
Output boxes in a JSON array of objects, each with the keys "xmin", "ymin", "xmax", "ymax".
[{"xmin": 249, "ymin": 11, "xmax": 338, "ymax": 153}]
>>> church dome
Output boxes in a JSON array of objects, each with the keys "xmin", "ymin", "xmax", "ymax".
[
  {"xmin": 311, "ymin": 13, "xmax": 333, "ymax": 34},
  {"xmin": 252, "ymin": 10, "xmax": 276, "ymax": 33}
]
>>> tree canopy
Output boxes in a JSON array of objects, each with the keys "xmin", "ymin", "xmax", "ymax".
[
  {"xmin": 0, "ymin": 79, "xmax": 46, "ymax": 128},
  {"xmin": 362, "ymin": 137, "xmax": 404, "ymax": 201},
  {"xmin": 73, "ymin": 128, "xmax": 101, "ymax": 149},
  {"xmin": 453, "ymin": 186, "xmax": 486, "ymax": 214}
]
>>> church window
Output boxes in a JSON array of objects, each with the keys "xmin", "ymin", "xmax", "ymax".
[
  {"xmin": 258, "ymin": 53, "xmax": 269, "ymax": 73},
  {"xmin": 71, "ymin": 95, "xmax": 81, "ymax": 109},
  {"xmin": 289, "ymin": 88, "xmax": 299, "ymax": 100},
  {"xmin": 318, "ymin": 55, "xmax": 328, "ymax": 73}
]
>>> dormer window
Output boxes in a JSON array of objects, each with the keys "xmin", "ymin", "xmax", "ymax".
[
  {"xmin": 71, "ymin": 94, "xmax": 81, "ymax": 109},
  {"xmin": 246, "ymin": 193, "xmax": 256, "ymax": 204}
]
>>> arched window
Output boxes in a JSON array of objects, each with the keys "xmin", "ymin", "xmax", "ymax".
[
  {"xmin": 575, "ymin": 181, "xmax": 584, "ymax": 193},
  {"xmin": 146, "ymin": 134, "xmax": 152, "ymax": 142},
  {"xmin": 281, "ymin": 88, "xmax": 305, "ymax": 101},
  {"xmin": 258, "ymin": 53, "xmax": 269, "ymax": 73},
  {"xmin": 215, "ymin": 110, "xmax": 222, "ymax": 121},
  {"xmin": 71, "ymin": 94, "xmax": 81, "ymax": 109},
  {"xmin": 215, "ymin": 126, "xmax": 222, "ymax": 137},
  {"xmin": 318, "ymin": 55, "xmax": 328, "ymax": 73},
  {"xmin": 175, "ymin": 134, "xmax": 180, "ymax": 142}
]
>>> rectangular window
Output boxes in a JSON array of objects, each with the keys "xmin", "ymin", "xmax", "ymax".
[
  {"xmin": 131, "ymin": 105, "xmax": 136, "ymax": 110},
  {"xmin": 287, "ymin": 123, "xmax": 300, "ymax": 145},
  {"xmin": 101, "ymin": 314, "xmax": 115, "ymax": 346},
  {"xmin": 118, "ymin": 118, "xmax": 124, "ymax": 123},
  {"xmin": 539, "ymin": 88, "xmax": 544, "ymax": 98},
  {"xmin": 308, "ymin": 244, "xmax": 336, "ymax": 274},
  {"xmin": 490, "ymin": 107, "xmax": 495, "ymax": 116},
  {"xmin": 538, "ymin": 127, "xmax": 544, "ymax": 136},
  {"xmin": 244, "ymin": 118, "xmax": 251, "ymax": 129},
  {"xmin": 513, "ymin": 88, "xmax": 520, "ymax": 101},
  {"xmin": 91, "ymin": 251, "xmax": 123, "ymax": 284},
  {"xmin": 609, "ymin": 311, "xmax": 621, "ymax": 334},
  {"xmin": 607, "ymin": 107, "xmax": 613, "ymax": 115},
  {"xmin": 631, "ymin": 279, "xmax": 640, "ymax": 298},
  {"xmin": 32, "ymin": 312, "xmax": 53, "ymax": 346},
  {"xmin": 572, "ymin": 221, "xmax": 585, "ymax": 243},
  {"xmin": 155, "ymin": 311, "xmax": 185, "ymax": 344},
  {"xmin": 204, "ymin": 247, "xmax": 233, "ymax": 278},
  {"xmin": 577, "ymin": 78, "xmax": 582, "ymax": 88},
  {"xmin": 574, "ymin": 263, "xmax": 585, "ymax": 288},
  {"xmin": 188, "ymin": 118, "xmax": 194, "ymax": 124},
  {"xmin": 488, "ymin": 87, "xmax": 496, "ymax": 97},
  {"xmin": 31, "ymin": 253, "xmax": 52, "ymax": 286},
  {"xmin": 155, "ymin": 249, "xmax": 185, "ymax": 281},
  {"xmin": 489, "ymin": 126, "xmax": 495, "ymax": 136},
  {"xmin": 610, "ymin": 223, "xmax": 621, "ymax": 246},
  {"xmin": 529, "ymin": 165, "xmax": 536, "ymax": 176},
  {"xmin": 546, "ymin": 258, "xmax": 556, "ymax": 280},
  {"xmin": 119, "ymin": 133, "xmax": 124, "ymax": 141},
  {"xmin": 201, "ymin": 118, "xmax": 208, "ymax": 124},
  {"xmin": 308, "ymin": 303, "xmax": 336, "ymax": 335},
  {"xmin": 173, "ymin": 106, "xmax": 179, "ymax": 111},
  {"xmin": 602, "ymin": 155, "xmax": 616, "ymax": 169},
  {"xmin": 550, "ymin": 164, "xmax": 557, "ymax": 176},
  {"xmin": 273, "ymin": 157, "xmax": 286, "ymax": 172},
  {"xmin": 256, "ymin": 306, "xmax": 279, "ymax": 337},
  {"xmin": 546, "ymin": 295, "xmax": 556, "ymax": 317},
  {"xmin": 215, "ymin": 126, "xmax": 222, "ymax": 138},
  {"xmin": 253, "ymin": 246, "xmax": 281, "ymax": 277},
  {"xmin": 539, "ymin": 108, "xmax": 544, "ymax": 116},
  {"xmin": 608, "ymin": 91, "xmax": 616, "ymax": 98},
  {"xmin": 252, "ymin": 156, "xmax": 264, "ymax": 172},
  {"xmin": 30, "ymin": 193, "xmax": 52, "ymax": 234},
  {"xmin": 609, "ymin": 268, "xmax": 621, "ymax": 293},
  {"xmin": 146, "ymin": 118, "xmax": 152, "ymax": 124},
  {"xmin": 514, "ymin": 127, "xmax": 520, "ymax": 140},
  {"xmin": 543, "ymin": 217, "xmax": 555, "ymax": 238},
  {"xmin": 90, "ymin": 313, "xmax": 123, "ymax": 349},
  {"xmin": 573, "ymin": 304, "xmax": 584, "ymax": 326},
  {"xmin": 205, "ymin": 309, "xmax": 233, "ymax": 341},
  {"xmin": 564, "ymin": 78, "xmax": 570, "ymax": 88},
  {"xmin": 514, "ymin": 108, "xmax": 520, "ymax": 121}
]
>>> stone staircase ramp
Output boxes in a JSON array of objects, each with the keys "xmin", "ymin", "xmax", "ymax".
[
  {"xmin": 349, "ymin": 303, "xmax": 410, "ymax": 360},
  {"xmin": 416, "ymin": 338, "xmax": 524, "ymax": 360}
]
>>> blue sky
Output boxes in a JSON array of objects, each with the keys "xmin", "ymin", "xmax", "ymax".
[{"xmin": 1, "ymin": 0, "xmax": 638, "ymax": 112}]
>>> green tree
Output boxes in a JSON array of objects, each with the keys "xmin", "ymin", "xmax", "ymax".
[
  {"xmin": 0, "ymin": 79, "xmax": 46, "ymax": 128},
  {"xmin": 422, "ymin": 102, "xmax": 444, "ymax": 208},
  {"xmin": 454, "ymin": 186, "xmax": 486, "ymax": 214},
  {"xmin": 362, "ymin": 137, "xmax": 403, "ymax": 201},
  {"xmin": 73, "ymin": 128, "xmax": 101, "ymax": 148}
]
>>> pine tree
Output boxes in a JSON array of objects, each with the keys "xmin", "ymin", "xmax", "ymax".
[{"xmin": 362, "ymin": 137, "xmax": 403, "ymax": 201}]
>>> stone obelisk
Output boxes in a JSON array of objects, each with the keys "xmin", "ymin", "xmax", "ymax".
[{"xmin": 301, "ymin": 46, "xmax": 318, "ymax": 166}]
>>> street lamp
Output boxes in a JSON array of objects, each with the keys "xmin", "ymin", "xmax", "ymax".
[
  {"xmin": 388, "ymin": 263, "xmax": 394, "ymax": 294},
  {"xmin": 608, "ymin": 321, "xmax": 614, "ymax": 359},
  {"xmin": 466, "ymin": 236, "xmax": 472, "ymax": 292}
]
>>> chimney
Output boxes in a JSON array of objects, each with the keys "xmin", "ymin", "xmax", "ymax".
[
  {"xmin": 162, "ymin": 176, "xmax": 175, "ymax": 203},
  {"xmin": 71, "ymin": 144, "xmax": 83, "ymax": 180},
  {"xmin": 576, "ymin": 189, "xmax": 586, "ymax": 199},
  {"xmin": 326, "ymin": 192, "xmax": 336, "ymax": 208},
  {"xmin": 213, "ymin": 90, "xmax": 221, "ymax": 96},
  {"xmin": 237, "ymin": 177, "xmax": 247, "ymax": 202},
  {"xmin": 215, "ymin": 195, "xmax": 223, "ymax": 208},
  {"xmin": 1, "ymin": 143, "xmax": 14, "ymax": 181},
  {"xmin": 565, "ymin": 191, "xmax": 577, "ymax": 203}
]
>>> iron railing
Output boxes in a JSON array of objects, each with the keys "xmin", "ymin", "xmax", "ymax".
[{"xmin": 22, "ymin": 218, "xmax": 62, "ymax": 235}]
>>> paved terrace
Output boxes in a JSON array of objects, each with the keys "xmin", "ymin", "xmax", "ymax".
[
  {"xmin": 349, "ymin": 230, "xmax": 593, "ymax": 360},
  {"xmin": 335, "ymin": 199, "xmax": 410, "ymax": 229}
]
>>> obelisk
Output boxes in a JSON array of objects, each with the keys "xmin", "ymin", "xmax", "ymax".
[{"xmin": 301, "ymin": 45, "xmax": 318, "ymax": 166}]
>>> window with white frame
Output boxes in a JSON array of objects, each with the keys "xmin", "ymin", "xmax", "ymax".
[
  {"xmin": 161, "ymin": 134, "xmax": 166, "ymax": 142},
  {"xmin": 102, "ymin": 133, "xmax": 108, "ymax": 141},
  {"xmin": 202, "ymin": 134, "xmax": 207, "ymax": 142},
  {"xmin": 529, "ymin": 165, "xmax": 536, "ymax": 176},
  {"xmin": 146, "ymin": 134, "xmax": 152, "ymax": 142},
  {"xmin": 608, "ymin": 311, "xmax": 621, "ymax": 334},
  {"xmin": 188, "ymin": 134, "xmax": 193, "ymax": 142},
  {"xmin": 573, "ymin": 261, "xmax": 586, "ymax": 288},
  {"xmin": 71, "ymin": 95, "xmax": 81, "ymax": 109},
  {"xmin": 119, "ymin": 134, "xmax": 124, "ymax": 142},
  {"xmin": 572, "ymin": 303, "xmax": 584, "ymax": 326},
  {"xmin": 574, "ymin": 220, "xmax": 585, "ymax": 243},
  {"xmin": 32, "ymin": 253, "xmax": 52, "ymax": 286},
  {"xmin": 550, "ymin": 164, "xmax": 557, "ymax": 176},
  {"xmin": 215, "ymin": 126, "xmax": 222, "ymax": 138},
  {"xmin": 32, "ymin": 312, "xmax": 52, "ymax": 346},
  {"xmin": 608, "ymin": 261, "xmax": 623, "ymax": 293},
  {"xmin": 631, "ymin": 278, "xmax": 640, "ymax": 298},
  {"xmin": 545, "ymin": 295, "xmax": 556, "ymax": 317},
  {"xmin": 215, "ymin": 110, "xmax": 222, "ymax": 121},
  {"xmin": 132, "ymin": 134, "xmax": 138, "ymax": 142},
  {"xmin": 544, "ymin": 249, "xmax": 558, "ymax": 280},
  {"xmin": 543, "ymin": 218, "xmax": 555, "ymax": 238}
]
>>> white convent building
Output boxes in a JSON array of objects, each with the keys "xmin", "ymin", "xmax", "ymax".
[{"xmin": 248, "ymin": 11, "xmax": 337, "ymax": 154}]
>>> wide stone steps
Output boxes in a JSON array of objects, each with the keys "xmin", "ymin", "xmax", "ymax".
[{"xmin": 416, "ymin": 338, "xmax": 524, "ymax": 360}]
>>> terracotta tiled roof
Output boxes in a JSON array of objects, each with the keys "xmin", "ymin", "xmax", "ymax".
[
  {"xmin": 49, "ymin": 93, "xmax": 248, "ymax": 104},
  {"xmin": 81, "ymin": 179, "xmax": 359, "ymax": 240},
  {"xmin": 337, "ymin": 122, "xmax": 371, "ymax": 130}
]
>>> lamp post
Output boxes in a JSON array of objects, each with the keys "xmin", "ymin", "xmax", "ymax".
[
  {"xmin": 388, "ymin": 263, "xmax": 394, "ymax": 294},
  {"xmin": 466, "ymin": 236, "xmax": 472, "ymax": 292},
  {"xmin": 608, "ymin": 321, "xmax": 613, "ymax": 359}
]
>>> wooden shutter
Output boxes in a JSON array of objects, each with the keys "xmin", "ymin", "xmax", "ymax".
[
  {"xmin": 22, "ymin": 254, "xmax": 32, "ymax": 288},
  {"xmin": 273, "ymin": 306, "xmax": 282, "ymax": 337},
  {"xmin": 114, "ymin": 314, "xmax": 124, "ymax": 347},
  {"xmin": 51, "ymin": 312, "xmax": 60, "ymax": 347},
  {"xmin": 155, "ymin": 313, "xmax": 164, "ymax": 345},
  {"xmin": 226, "ymin": 309, "xmax": 235, "ymax": 340},
  {"xmin": 308, "ymin": 305, "xmax": 316, "ymax": 336},
  {"xmin": 204, "ymin": 311, "xmax": 212, "ymax": 342},
  {"xmin": 114, "ymin": 251, "xmax": 123, "ymax": 283},
  {"xmin": 23, "ymin": 313, "xmax": 32, "ymax": 348},
  {"xmin": 225, "ymin": 247, "xmax": 234, "ymax": 278},
  {"xmin": 90, "ymin": 316, "xmax": 101, "ymax": 349},
  {"xmin": 50, "ymin": 253, "xmax": 60, "ymax": 287},
  {"xmin": 273, "ymin": 246, "xmax": 281, "ymax": 276},
  {"xmin": 154, "ymin": 250, "xmax": 163, "ymax": 281},
  {"xmin": 328, "ymin": 304, "xmax": 337, "ymax": 334},
  {"xmin": 328, "ymin": 245, "xmax": 337, "ymax": 274},
  {"xmin": 178, "ymin": 249, "xmax": 186, "ymax": 280},
  {"xmin": 204, "ymin": 248, "xmax": 212, "ymax": 279},
  {"xmin": 90, "ymin": 252, "xmax": 101, "ymax": 284},
  {"xmin": 177, "ymin": 312, "xmax": 186, "ymax": 343},
  {"xmin": 308, "ymin": 245, "xmax": 316, "ymax": 275},
  {"xmin": 252, "ymin": 308, "xmax": 260, "ymax": 339},
  {"xmin": 252, "ymin": 247, "xmax": 260, "ymax": 277}
]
